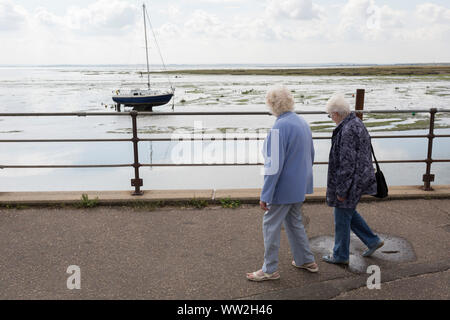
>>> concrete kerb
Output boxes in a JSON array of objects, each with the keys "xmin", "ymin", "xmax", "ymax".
[{"xmin": 1, "ymin": 185, "xmax": 450, "ymax": 207}]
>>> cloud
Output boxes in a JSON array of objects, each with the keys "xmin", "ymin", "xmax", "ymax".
[
  {"xmin": 337, "ymin": 0, "xmax": 373, "ymax": 37},
  {"xmin": 184, "ymin": 10, "xmax": 223, "ymax": 36},
  {"xmin": 196, "ymin": 0, "xmax": 241, "ymax": 3},
  {"xmin": 172, "ymin": 1, "xmax": 323, "ymax": 42},
  {"xmin": 34, "ymin": 7, "xmax": 63, "ymax": 27},
  {"xmin": 0, "ymin": 0, "xmax": 145, "ymax": 64},
  {"xmin": 0, "ymin": 0, "xmax": 27, "ymax": 31},
  {"xmin": 163, "ymin": 1, "xmax": 390, "ymax": 44},
  {"xmin": 335, "ymin": 0, "xmax": 407, "ymax": 41},
  {"xmin": 231, "ymin": 18, "xmax": 289, "ymax": 41},
  {"xmin": 157, "ymin": 22, "xmax": 182, "ymax": 38},
  {"xmin": 265, "ymin": 0, "xmax": 323, "ymax": 20},
  {"xmin": 1, "ymin": 0, "xmax": 140, "ymax": 35},
  {"xmin": 413, "ymin": 3, "xmax": 450, "ymax": 41},
  {"xmin": 25, "ymin": 0, "xmax": 140, "ymax": 35},
  {"xmin": 377, "ymin": 5, "xmax": 405, "ymax": 29},
  {"xmin": 160, "ymin": 1, "xmax": 450, "ymax": 63},
  {"xmin": 166, "ymin": 5, "xmax": 182, "ymax": 20},
  {"xmin": 416, "ymin": 3, "xmax": 450, "ymax": 24},
  {"xmin": 179, "ymin": 9, "xmax": 292, "ymax": 41},
  {"xmin": 64, "ymin": 0, "xmax": 139, "ymax": 34},
  {"xmin": 1, "ymin": 0, "xmax": 450, "ymax": 64}
]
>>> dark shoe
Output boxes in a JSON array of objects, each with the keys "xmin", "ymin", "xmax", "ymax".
[
  {"xmin": 362, "ymin": 240, "xmax": 384, "ymax": 257},
  {"xmin": 321, "ymin": 254, "xmax": 349, "ymax": 265}
]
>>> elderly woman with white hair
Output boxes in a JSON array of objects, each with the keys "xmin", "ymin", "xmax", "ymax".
[
  {"xmin": 246, "ymin": 86, "xmax": 318, "ymax": 281},
  {"xmin": 323, "ymin": 94, "xmax": 384, "ymax": 265}
]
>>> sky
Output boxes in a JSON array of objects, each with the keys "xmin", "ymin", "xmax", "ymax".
[{"xmin": 1, "ymin": 0, "xmax": 450, "ymax": 65}]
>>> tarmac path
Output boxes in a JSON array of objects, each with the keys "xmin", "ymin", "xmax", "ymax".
[{"xmin": 0, "ymin": 199, "xmax": 448, "ymax": 299}]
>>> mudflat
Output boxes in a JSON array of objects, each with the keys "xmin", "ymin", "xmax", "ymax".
[{"xmin": 161, "ymin": 65, "xmax": 450, "ymax": 76}]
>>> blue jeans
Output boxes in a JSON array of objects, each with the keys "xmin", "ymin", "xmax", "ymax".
[{"xmin": 333, "ymin": 207, "xmax": 380, "ymax": 262}]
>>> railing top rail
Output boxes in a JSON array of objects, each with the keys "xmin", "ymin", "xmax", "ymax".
[
  {"xmin": 0, "ymin": 112, "xmax": 131, "ymax": 117},
  {"xmin": 0, "ymin": 109, "xmax": 449, "ymax": 117},
  {"xmin": 2, "ymin": 134, "xmax": 450, "ymax": 144}
]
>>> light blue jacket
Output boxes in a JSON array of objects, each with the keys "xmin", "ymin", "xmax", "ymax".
[{"xmin": 260, "ymin": 111, "xmax": 315, "ymax": 204}]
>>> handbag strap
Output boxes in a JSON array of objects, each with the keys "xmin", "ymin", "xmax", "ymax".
[{"xmin": 370, "ymin": 141, "xmax": 381, "ymax": 172}]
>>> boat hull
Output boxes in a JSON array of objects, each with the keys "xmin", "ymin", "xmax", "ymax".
[{"xmin": 112, "ymin": 93, "xmax": 173, "ymax": 107}]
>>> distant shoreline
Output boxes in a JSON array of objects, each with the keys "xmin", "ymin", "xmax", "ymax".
[
  {"xmin": 161, "ymin": 65, "xmax": 450, "ymax": 76},
  {"xmin": 2, "ymin": 63, "xmax": 450, "ymax": 76}
]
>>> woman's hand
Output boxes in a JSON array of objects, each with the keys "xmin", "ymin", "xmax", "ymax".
[
  {"xmin": 260, "ymin": 201, "xmax": 269, "ymax": 211},
  {"xmin": 337, "ymin": 196, "xmax": 346, "ymax": 202}
]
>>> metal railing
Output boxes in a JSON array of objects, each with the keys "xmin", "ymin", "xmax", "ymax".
[{"xmin": 1, "ymin": 102, "xmax": 450, "ymax": 195}]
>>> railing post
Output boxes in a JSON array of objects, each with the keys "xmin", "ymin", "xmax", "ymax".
[
  {"xmin": 423, "ymin": 108, "xmax": 437, "ymax": 191},
  {"xmin": 130, "ymin": 111, "xmax": 143, "ymax": 195},
  {"xmin": 355, "ymin": 89, "xmax": 365, "ymax": 120}
]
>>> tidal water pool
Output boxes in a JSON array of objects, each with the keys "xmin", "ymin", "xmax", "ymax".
[{"xmin": 1, "ymin": 65, "xmax": 449, "ymax": 191}]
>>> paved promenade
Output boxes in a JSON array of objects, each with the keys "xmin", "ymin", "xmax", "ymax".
[{"xmin": 0, "ymin": 186, "xmax": 449, "ymax": 300}]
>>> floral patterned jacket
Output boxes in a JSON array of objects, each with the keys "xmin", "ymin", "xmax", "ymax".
[{"xmin": 326, "ymin": 112, "xmax": 377, "ymax": 208}]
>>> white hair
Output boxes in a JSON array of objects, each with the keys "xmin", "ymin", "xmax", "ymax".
[
  {"xmin": 266, "ymin": 86, "xmax": 294, "ymax": 117},
  {"xmin": 326, "ymin": 94, "xmax": 350, "ymax": 116}
]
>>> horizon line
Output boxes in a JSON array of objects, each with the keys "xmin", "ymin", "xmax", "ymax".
[{"xmin": 1, "ymin": 62, "xmax": 450, "ymax": 67}]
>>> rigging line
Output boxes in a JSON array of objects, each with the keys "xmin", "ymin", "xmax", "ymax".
[
  {"xmin": 144, "ymin": 7, "xmax": 174, "ymax": 91},
  {"xmin": 143, "ymin": 3, "xmax": 151, "ymax": 89}
]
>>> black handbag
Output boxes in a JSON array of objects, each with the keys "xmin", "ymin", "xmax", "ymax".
[{"xmin": 370, "ymin": 143, "xmax": 388, "ymax": 198}]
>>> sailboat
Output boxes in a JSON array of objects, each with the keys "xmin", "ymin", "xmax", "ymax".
[{"xmin": 112, "ymin": 3, "xmax": 174, "ymax": 111}]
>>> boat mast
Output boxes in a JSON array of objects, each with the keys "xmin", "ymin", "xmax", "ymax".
[{"xmin": 143, "ymin": 4, "xmax": 151, "ymax": 89}]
